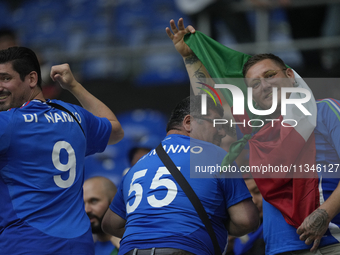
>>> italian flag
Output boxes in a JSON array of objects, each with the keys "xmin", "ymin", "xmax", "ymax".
[{"xmin": 185, "ymin": 31, "xmax": 319, "ymax": 228}]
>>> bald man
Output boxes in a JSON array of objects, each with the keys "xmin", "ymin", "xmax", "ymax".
[{"xmin": 83, "ymin": 177, "xmax": 120, "ymax": 255}]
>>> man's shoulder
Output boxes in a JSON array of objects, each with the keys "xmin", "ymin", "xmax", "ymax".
[
  {"xmin": 316, "ymin": 98, "xmax": 340, "ymax": 123},
  {"xmin": 47, "ymin": 99, "xmax": 99, "ymax": 122},
  {"xmin": 47, "ymin": 99, "xmax": 81, "ymax": 111},
  {"xmin": 0, "ymin": 108, "xmax": 14, "ymax": 118},
  {"xmin": 316, "ymin": 98, "xmax": 340, "ymax": 111},
  {"xmin": 0, "ymin": 107, "xmax": 23, "ymax": 130},
  {"xmin": 191, "ymin": 137, "xmax": 227, "ymax": 155}
]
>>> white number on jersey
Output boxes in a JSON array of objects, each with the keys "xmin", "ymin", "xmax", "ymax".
[
  {"xmin": 126, "ymin": 166, "xmax": 180, "ymax": 213},
  {"xmin": 126, "ymin": 169, "xmax": 147, "ymax": 214},
  {"xmin": 52, "ymin": 141, "xmax": 76, "ymax": 188}
]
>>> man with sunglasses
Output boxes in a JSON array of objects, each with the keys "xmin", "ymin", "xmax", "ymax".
[
  {"xmin": 166, "ymin": 18, "xmax": 340, "ymax": 255},
  {"xmin": 102, "ymin": 95, "xmax": 259, "ymax": 255}
]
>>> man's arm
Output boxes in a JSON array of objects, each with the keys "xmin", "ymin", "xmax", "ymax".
[
  {"xmin": 226, "ymin": 197, "xmax": 260, "ymax": 236},
  {"xmin": 102, "ymin": 208, "xmax": 126, "ymax": 238},
  {"xmin": 297, "ymin": 181, "xmax": 340, "ymax": 252},
  {"xmin": 166, "ymin": 18, "xmax": 216, "ymax": 95},
  {"xmin": 297, "ymin": 101, "xmax": 340, "ymax": 252},
  {"xmin": 166, "ymin": 17, "xmax": 231, "ymax": 128},
  {"xmin": 50, "ymin": 64, "xmax": 124, "ymax": 145}
]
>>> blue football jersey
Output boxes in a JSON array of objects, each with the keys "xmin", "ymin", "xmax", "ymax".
[
  {"xmin": 263, "ymin": 98, "xmax": 340, "ymax": 254},
  {"xmin": 110, "ymin": 134, "xmax": 251, "ymax": 255},
  {"xmin": 94, "ymin": 240, "xmax": 118, "ymax": 255},
  {"xmin": 0, "ymin": 99, "xmax": 112, "ymax": 255}
]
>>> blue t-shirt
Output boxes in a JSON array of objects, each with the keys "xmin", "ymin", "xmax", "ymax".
[
  {"xmin": 263, "ymin": 98, "xmax": 340, "ymax": 254},
  {"xmin": 94, "ymin": 240, "xmax": 118, "ymax": 255},
  {"xmin": 110, "ymin": 134, "xmax": 251, "ymax": 255},
  {"xmin": 233, "ymin": 224, "xmax": 264, "ymax": 255},
  {"xmin": 0, "ymin": 99, "xmax": 112, "ymax": 255}
]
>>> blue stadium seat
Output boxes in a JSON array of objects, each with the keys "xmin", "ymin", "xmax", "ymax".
[
  {"xmin": 117, "ymin": 109, "xmax": 168, "ymax": 142},
  {"xmin": 134, "ymin": 52, "xmax": 189, "ymax": 86},
  {"xmin": 0, "ymin": 2, "xmax": 11, "ymax": 28},
  {"xmin": 11, "ymin": 0, "xmax": 67, "ymax": 49}
]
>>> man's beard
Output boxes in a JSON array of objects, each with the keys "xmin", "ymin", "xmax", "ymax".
[
  {"xmin": 87, "ymin": 212, "xmax": 104, "ymax": 234},
  {"xmin": 0, "ymin": 100, "xmax": 9, "ymax": 111}
]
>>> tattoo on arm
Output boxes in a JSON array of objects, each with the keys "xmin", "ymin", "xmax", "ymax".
[
  {"xmin": 189, "ymin": 62, "xmax": 209, "ymax": 95},
  {"xmin": 193, "ymin": 65, "xmax": 207, "ymax": 80},
  {"xmin": 306, "ymin": 209, "xmax": 328, "ymax": 234},
  {"xmin": 195, "ymin": 71, "xmax": 207, "ymax": 95},
  {"xmin": 185, "ymin": 54, "xmax": 213, "ymax": 95},
  {"xmin": 184, "ymin": 55, "xmax": 207, "ymax": 80},
  {"xmin": 184, "ymin": 54, "xmax": 199, "ymax": 65}
]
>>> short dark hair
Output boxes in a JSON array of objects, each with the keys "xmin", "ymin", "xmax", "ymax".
[
  {"xmin": 166, "ymin": 95, "xmax": 224, "ymax": 132},
  {"xmin": 242, "ymin": 53, "xmax": 287, "ymax": 77},
  {"xmin": 0, "ymin": 46, "xmax": 42, "ymax": 89}
]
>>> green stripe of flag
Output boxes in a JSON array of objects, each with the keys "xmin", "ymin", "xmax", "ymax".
[{"xmin": 184, "ymin": 31, "xmax": 253, "ymax": 118}]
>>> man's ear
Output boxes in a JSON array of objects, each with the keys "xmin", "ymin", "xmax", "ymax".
[
  {"xmin": 286, "ymin": 68, "xmax": 295, "ymax": 84},
  {"xmin": 183, "ymin": 114, "xmax": 191, "ymax": 133},
  {"xmin": 27, "ymin": 71, "xmax": 38, "ymax": 88}
]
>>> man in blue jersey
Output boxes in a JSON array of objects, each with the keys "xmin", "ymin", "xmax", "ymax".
[
  {"xmin": 242, "ymin": 54, "xmax": 340, "ymax": 255},
  {"xmin": 102, "ymin": 95, "xmax": 260, "ymax": 255},
  {"xmin": 84, "ymin": 176, "xmax": 120, "ymax": 255},
  {"xmin": 231, "ymin": 178, "xmax": 265, "ymax": 255},
  {"xmin": 166, "ymin": 18, "xmax": 340, "ymax": 255},
  {"xmin": 0, "ymin": 46, "xmax": 124, "ymax": 255}
]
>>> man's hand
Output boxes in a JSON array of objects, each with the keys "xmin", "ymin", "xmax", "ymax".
[
  {"xmin": 50, "ymin": 63, "xmax": 78, "ymax": 91},
  {"xmin": 50, "ymin": 63, "xmax": 124, "ymax": 144},
  {"xmin": 296, "ymin": 208, "xmax": 329, "ymax": 252},
  {"xmin": 165, "ymin": 18, "xmax": 196, "ymax": 58},
  {"xmin": 166, "ymin": 18, "xmax": 216, "ymax": 97}
]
